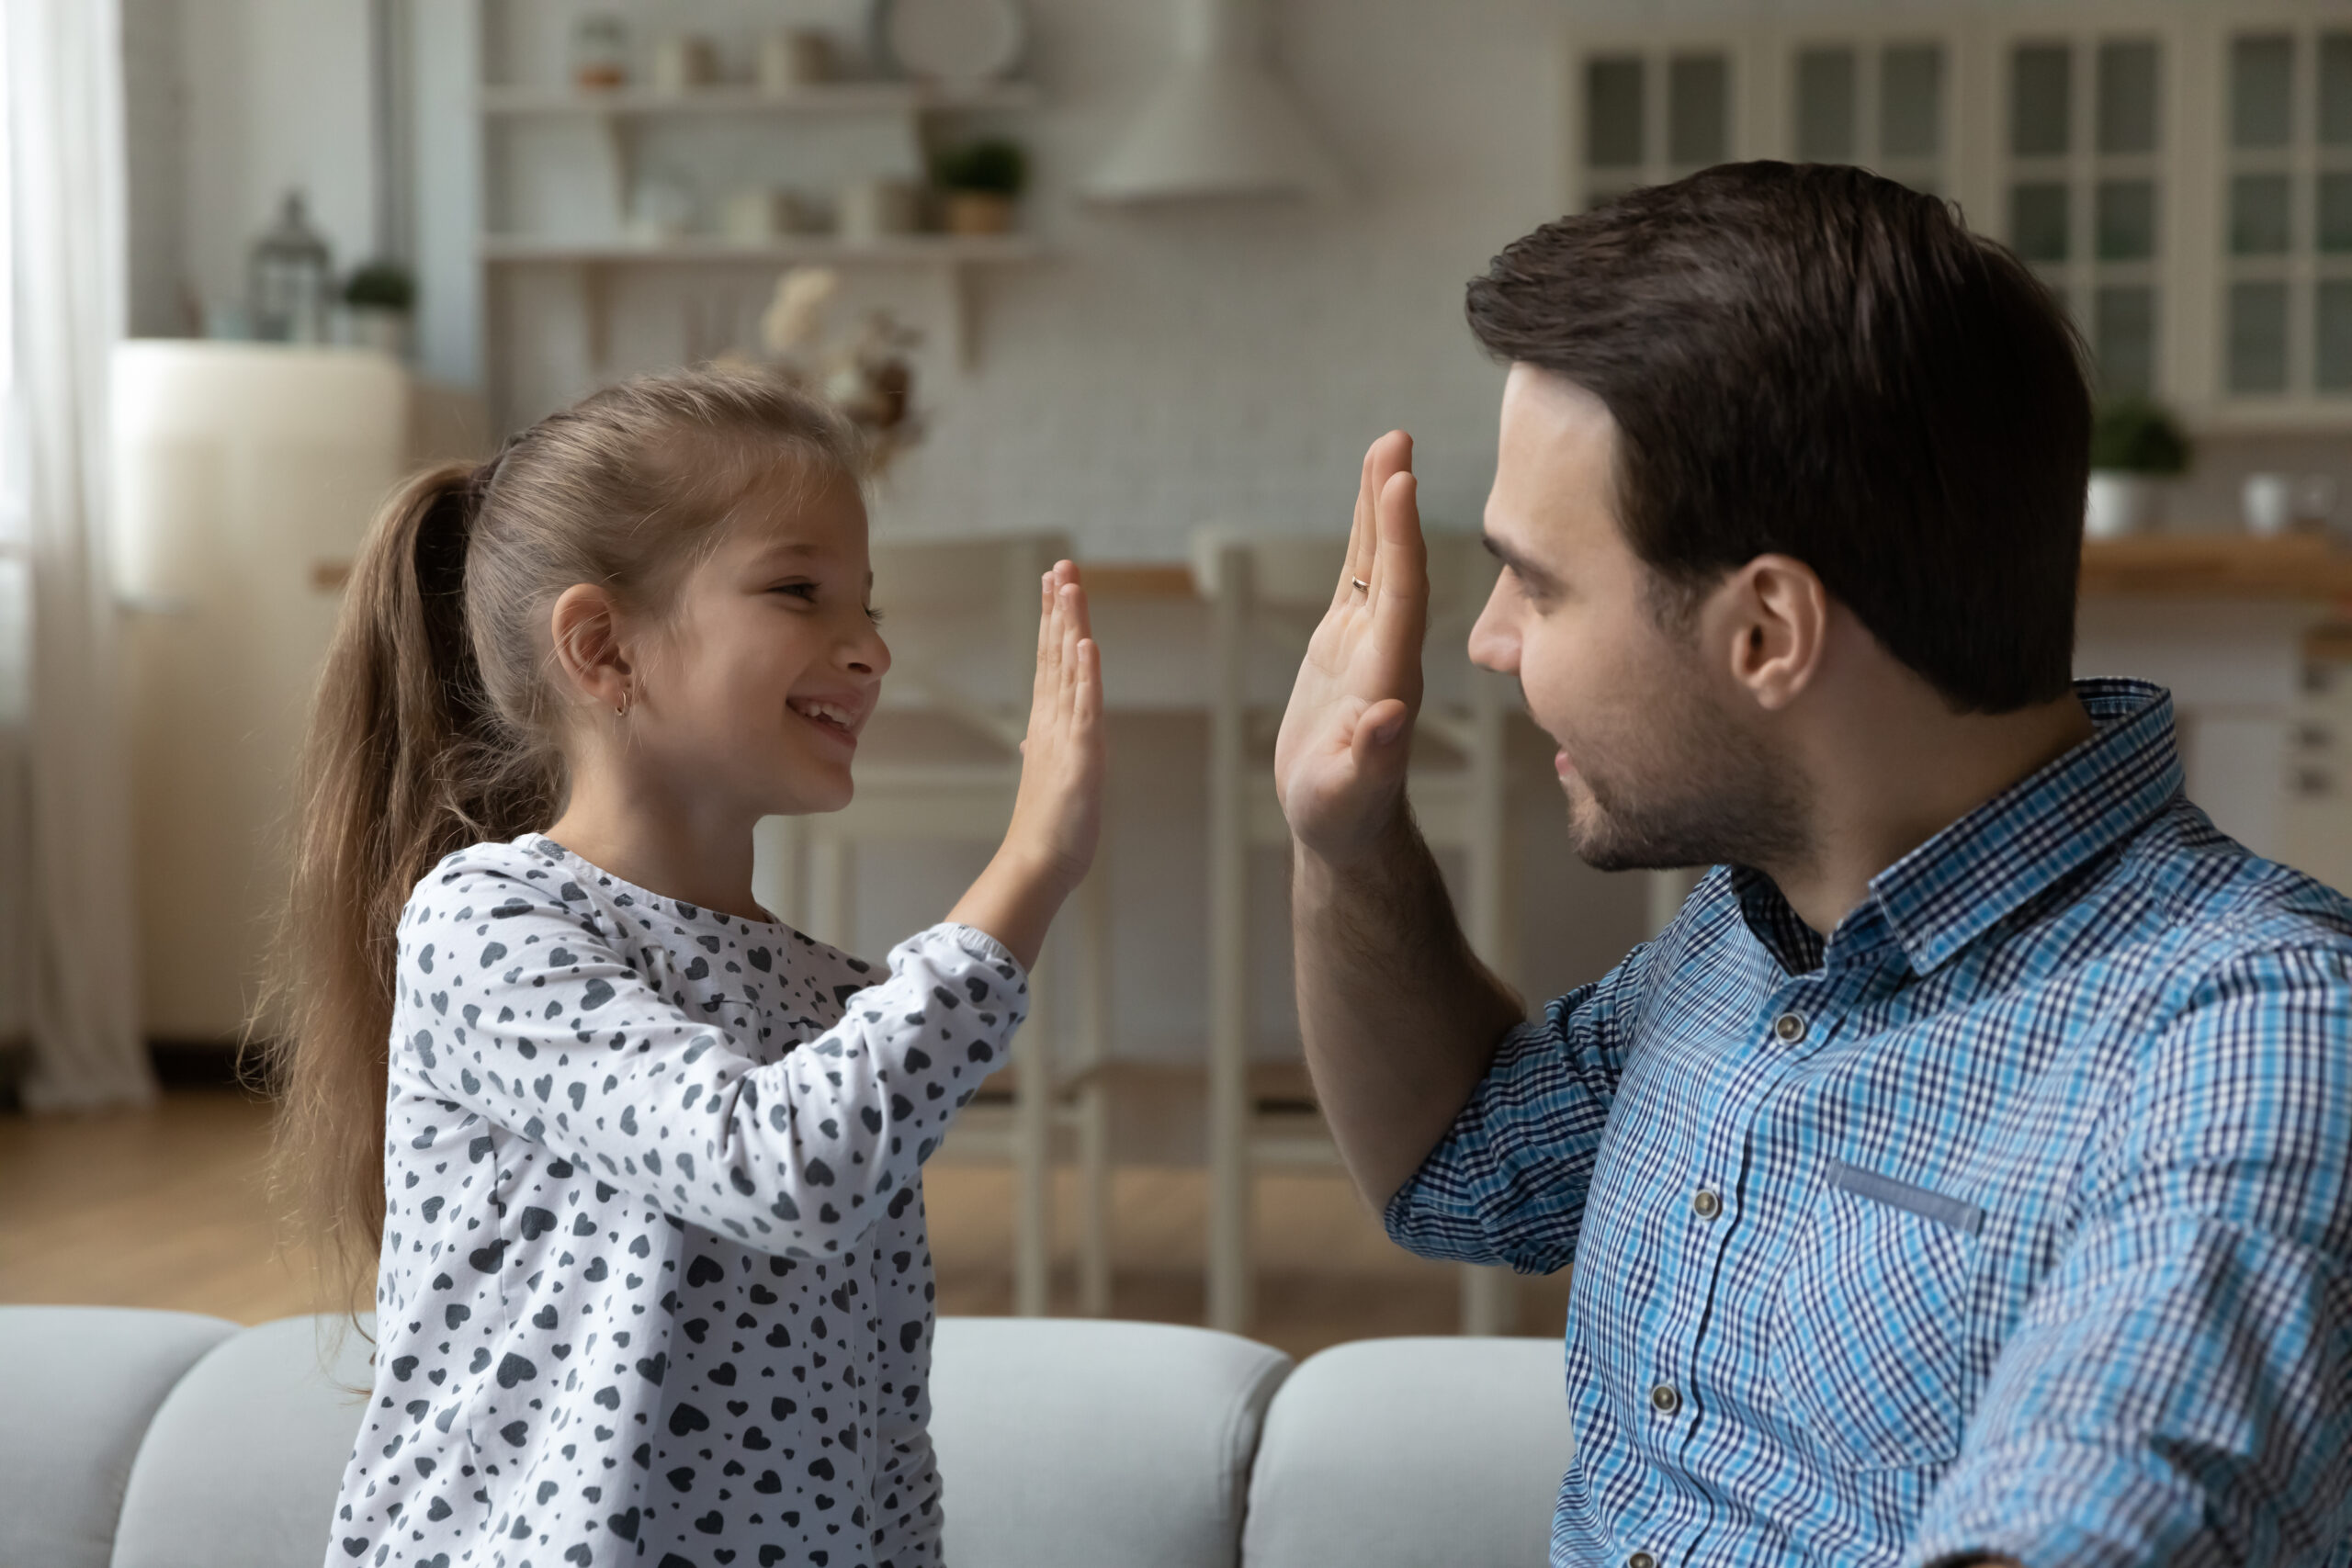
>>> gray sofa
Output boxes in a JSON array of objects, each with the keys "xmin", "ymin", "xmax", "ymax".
[{"xmin": 2, "ymin": 1306, "xmax": 1571, "ymax": 1568}]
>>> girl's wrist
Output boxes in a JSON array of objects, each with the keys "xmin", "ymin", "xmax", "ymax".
[{"xmin": 945, "ymin": 848, "xmax": 1069, "ymax": 972}]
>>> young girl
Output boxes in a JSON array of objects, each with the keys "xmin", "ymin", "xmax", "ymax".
[{"xmin": 263, "ymin": 368, "xmax": 1102, "ymax": 1568}]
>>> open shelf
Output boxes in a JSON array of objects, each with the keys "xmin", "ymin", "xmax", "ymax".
[
  {"xmin": 2081, "ymin": 533, "xmax": 2352, "ymax": 599},
  {"xmin": 479, "ymin": 81, "xmax": 1040, "ymax": 118},
  {"xmin": 479, "ymin": 233, "xmax": 1044, "ymax": 265},
  {"xmin": 473, "ymin": 1, "xmax": 1046, "ymax": 412}
]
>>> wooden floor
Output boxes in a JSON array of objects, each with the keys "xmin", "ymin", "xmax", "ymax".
[{"xmin": 0, "ymin": 1089, "xmax": 1571, "ymax": 1360}]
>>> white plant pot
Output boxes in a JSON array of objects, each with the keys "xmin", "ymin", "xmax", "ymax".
[
  {"xmin": 340, "ymin": 305, "xmax": 411, "ymax": 360},
  {"xmin": 2085, "ymin": 471, "xmax": 2161, "ymax": 539},
  {"xmin": 2242, "ymin": 472, "xmax": 2295, "ymax": 536}
]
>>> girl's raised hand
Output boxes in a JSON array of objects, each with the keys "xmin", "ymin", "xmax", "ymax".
[
  {"xmin": 1009, "ymin": 560, "xmax": 1105, "ymax": 890},
  {"xmin": 946, "ymin": 559, "xmax": 1105, "ymax": 970}
]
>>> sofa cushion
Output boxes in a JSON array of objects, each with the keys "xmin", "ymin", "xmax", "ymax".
[
  {"xmin": 930, "ymin": 1316, "xmax": 1294, "ymax": 1568},
  {"xmin": 110, "ymin": 1313, "xmax": 377, "ymax": 1568},
  {"xmin": 1241, "ymin": 1336, "xmax": 1571, "ymax": 1568},
  {"xmin": 0, "ymin": 1305, "xmax": 239, "ymax": 1568}
]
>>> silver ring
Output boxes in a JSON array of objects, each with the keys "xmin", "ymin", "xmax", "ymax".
[{"xmin": 1351, "ymin": 577, "xmax": 1369, "ymax": 593}]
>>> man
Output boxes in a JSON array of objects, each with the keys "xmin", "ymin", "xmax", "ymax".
[{"xmin": 1277, "ymin": 162, "xmax": 2352, "ymax": 1567}]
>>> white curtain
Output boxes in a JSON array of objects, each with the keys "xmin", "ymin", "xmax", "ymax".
[{"xmin": 4, "ymin": 0, "xmax": 155, "ymax": 1108}]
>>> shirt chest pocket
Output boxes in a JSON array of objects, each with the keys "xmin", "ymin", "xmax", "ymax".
[{"xmin": 1767, "ymin": 1163, "xmax": 1984, "ymax": 1472}]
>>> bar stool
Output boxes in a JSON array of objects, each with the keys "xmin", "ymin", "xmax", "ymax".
[
  {"xmin": 752, "ymin": 532, "xmax": 1113, "ymax": 1318},
  {"xmin": 1192, "ymin": 526, "xmax": 1521, "ymax": 1336}
]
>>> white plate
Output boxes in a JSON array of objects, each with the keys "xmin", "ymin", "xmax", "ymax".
[{"xmin": 877, "ymin": 0, "xmax": 1024, "ymax": 83}]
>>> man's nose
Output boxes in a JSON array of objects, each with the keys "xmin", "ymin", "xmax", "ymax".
[{"xmin": 1466, "ymin": 583, "xmax": 1518, "ymax": 675}]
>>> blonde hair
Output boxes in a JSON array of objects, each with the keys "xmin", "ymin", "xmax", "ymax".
[{"xmin": 253, "ymin": 367, "xmax": 865, "ymax": 1310}]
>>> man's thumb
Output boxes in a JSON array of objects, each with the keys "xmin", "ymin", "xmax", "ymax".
[{"xmin": 1358, "ymin": 699, "xmax": 1408, "ymax": 752}]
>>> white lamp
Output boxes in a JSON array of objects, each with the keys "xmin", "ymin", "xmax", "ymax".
[{"xmin": 1083, "ymin": 0, "xmax": 1343, "ymax": 205}]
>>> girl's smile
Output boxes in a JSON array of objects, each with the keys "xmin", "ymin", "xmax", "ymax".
[{"xmin": 784, "ymin": 687, "xmax": 870, "ymax": 747}]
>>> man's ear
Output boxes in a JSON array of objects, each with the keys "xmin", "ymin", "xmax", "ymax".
[
  {"xmin": 548, "ymin": 583, "xmax": 636, "ymax": 714},
  {"xmin": 1707, "ymin": 553, "xmax": 1829, "ymax": 713}
]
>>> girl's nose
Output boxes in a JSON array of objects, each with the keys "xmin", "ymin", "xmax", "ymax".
[{"xmin": 842, "ymin": 626, "xmax": 891, "ymax": 679}]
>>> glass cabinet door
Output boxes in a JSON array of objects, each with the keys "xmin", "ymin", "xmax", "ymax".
[
  {"xmin": 2003, "ymin": 36, "xmax": 2165, "ymax": 396},
  {"xmin": 1576, "ymin": 44, "xmax": 1739, "ymax": 209},
  {"xmin": 1790, "ymin": 39, "xmax": 1948, "ymax": 192},
  {"xmin": 2219, "ymin": 28, "xmax": 2352, "ymax": 400}
]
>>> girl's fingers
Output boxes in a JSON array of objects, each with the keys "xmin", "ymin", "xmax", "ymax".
[
  {"xmin": 1034, "ymin": 571, "xmax": 1056, "ymax": 697},
  {"xmin": 1043, "ymin": 571, "xmax": 1066, "ymax": 690},
  {"xmin": 1057, "ymin": 584, "xmax": 1082, "ymax": 705},
  {"xmin": 1060, "ymin": 565, "xmax": 1095, "ymax": 644},
  {"xmin": 1075, "ymin": 637, "xmax": 1102, "ymax": 724}
]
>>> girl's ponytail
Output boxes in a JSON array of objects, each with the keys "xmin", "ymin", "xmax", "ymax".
[{"xmin": 254, "ymin": 458, "xmax": 560, "ymax": 1303}]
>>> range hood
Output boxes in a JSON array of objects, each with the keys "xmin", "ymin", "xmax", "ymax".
[{"xmin": 1083, "ymin": 0, "xmax": 1343, "ymax": 205}]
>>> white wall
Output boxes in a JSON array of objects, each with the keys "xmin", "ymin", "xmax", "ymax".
[{"xmin": 175, "ymin": 0, "xmax": 379, "ymax": 313}]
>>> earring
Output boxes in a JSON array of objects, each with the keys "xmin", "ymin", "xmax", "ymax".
[{"xmin": 614, "ymin": 685, "xmax": 630, "ymax": 718}]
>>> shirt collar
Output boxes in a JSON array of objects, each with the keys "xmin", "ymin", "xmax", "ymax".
[{"xmin": 1729, "ymin": 679, "xmax": 2184, "ymax": 978}]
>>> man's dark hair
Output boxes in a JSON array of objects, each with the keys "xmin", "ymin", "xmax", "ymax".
[{"xmin": 1466, "ymin": 161, "xmax": 2089, "ymax": 714}]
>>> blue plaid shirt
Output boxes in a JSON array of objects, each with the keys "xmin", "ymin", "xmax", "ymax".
[{"xmin": 1387, "ymin": 680, "xmax": 2352, "ymax": 1567}]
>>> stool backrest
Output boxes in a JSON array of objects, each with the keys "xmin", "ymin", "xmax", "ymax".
[
  {"xmin": 870, "ymin": 534, "xmax": 1068, "ymax": 614},
  {"xmin": 868, "ymin": 532, "xmax": 1071, "ymax": 734}
]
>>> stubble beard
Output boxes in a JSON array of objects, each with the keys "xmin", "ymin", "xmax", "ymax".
[{"xmin": 1555, "ymin": 686, "xmax": 1810, "ymax": 876}]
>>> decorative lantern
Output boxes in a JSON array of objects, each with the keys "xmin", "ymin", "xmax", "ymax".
[{"xmin": 248, "ymin": 191, "xmax": 334, "ymax": 344}]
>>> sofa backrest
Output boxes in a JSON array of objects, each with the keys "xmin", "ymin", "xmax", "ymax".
[
  {"xmin": 109, "ymin": 1313, "xmax": 379, "ymax": 1568},
  {"xmin": 929, "ymin": 1317, "xmax": 1295, "ymax": 1568},
  {"xmin": 1243, "ymin": 1336, "xmax": 1573, "ymax": 1568},
  {"xmin": 0, "ymin": 1306, "xmax": 238, "ymax": 1568},
  {"xmin": 0, "ymin": 1309, "xmax": 1570, "ymax": 1568}
]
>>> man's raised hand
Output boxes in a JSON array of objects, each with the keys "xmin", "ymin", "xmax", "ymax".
[{"xmin": 1273, "ymin": 431, "xmax": 1429, "ymax": 866}]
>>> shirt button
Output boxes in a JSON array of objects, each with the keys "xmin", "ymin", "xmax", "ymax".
[
  {"xmin": 1691, "ymin": 1188, "xmax": 1722, "ymax": 1220},
  {"xmin": 1649, "ymin": 1382, "xmax": 1681, "ymax": 1415},
  {"xmin": 1773, "ymin": 1010, "xmax": 1808, "ymax": 1043},
  {"xmin": 1628, "ymin": 1553, "xmax": 1658, "ymax": 1568}
]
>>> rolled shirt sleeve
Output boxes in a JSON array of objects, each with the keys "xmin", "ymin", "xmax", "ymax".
[
  {"xmin": 1910, "ymin": 945, "xmax": 2352, "ymax": 1568},
  {"xmin": 1384, "ymin": 947, "xmax": 1647, "ymax": 1277}
]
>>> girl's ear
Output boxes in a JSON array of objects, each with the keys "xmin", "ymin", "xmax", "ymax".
[{"xmin": 549, "ymin": 583, "xmax": 635, "ymax": 714}]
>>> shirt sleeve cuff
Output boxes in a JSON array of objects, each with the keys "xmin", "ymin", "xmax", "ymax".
[
  {"xmin": 927, "ymin": 921, "xmax": 1027, "ymax": 985},
  {"xmin": 1909, "ymin": 1438, "xmax": 2217, "ymax": 1568}
]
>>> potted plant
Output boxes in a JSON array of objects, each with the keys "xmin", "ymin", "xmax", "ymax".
[
  {"xmin": 2086, "ymin": 396, "xmax": 2189, "ymax": 538},
  {"xmin": 342, "ymin": 261, "xmax": 415, "ymax": 359},
  {"xmin": 931, "ymin": 138, "xmax": 1027, "ymax": 236}
]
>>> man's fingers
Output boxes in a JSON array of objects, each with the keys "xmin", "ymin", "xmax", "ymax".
[
  {"xmin": 1340, "ymin": 442, "xmax": 1380, "ymax": 604},
  {"xmin": 1340, "ymin": 432, "xmax": 1414, "ymax": 607},
  {"xmin": 1367, "ymin": 468, "xmax": 1427, "ymax": 609}
]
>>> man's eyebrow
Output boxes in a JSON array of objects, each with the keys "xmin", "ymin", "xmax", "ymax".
[{"xmin": 1481, "ymin": 530, "xmax": 1555, "ymax": 586}]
